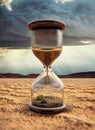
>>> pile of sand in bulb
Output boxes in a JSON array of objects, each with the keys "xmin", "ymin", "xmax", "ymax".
[{"xmin": 0, "ymin": 78, "xmax": 95, "ymax": 130}]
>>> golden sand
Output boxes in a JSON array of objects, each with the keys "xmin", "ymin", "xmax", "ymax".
[{"xmin": 0, "ymin": 78, "xmax": 95, "ymax": 130}]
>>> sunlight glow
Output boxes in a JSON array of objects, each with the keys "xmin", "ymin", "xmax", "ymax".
[
  {"xmin": 80, "ymin": 40, "xmax": 92, "ymax": 44},
  {"xmin": 0, "ymin": 0, "xmax": 13, "ymax": 11},
  {"xmin": 0, "ymin": 45, "xmax": 95, "ymax": 75},
  {"xmin": 55, "ymin": 0, "xmax": 73, "ymax": 4}
]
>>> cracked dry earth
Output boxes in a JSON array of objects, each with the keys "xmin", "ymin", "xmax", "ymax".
[{"xmin": 0, "ymin": 78, "xmax": 95, "ymax": 130}]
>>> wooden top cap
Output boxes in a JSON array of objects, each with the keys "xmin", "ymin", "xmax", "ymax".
[{"xmin": 28, "ymin": 19, "xmax": 65, "ymax": 30}]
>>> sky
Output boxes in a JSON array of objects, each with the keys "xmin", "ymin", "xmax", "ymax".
[
  {"xmin": 0, "ymin": 0, "xmax": 95, "ymax": 75},
  {"xmin": 0, "ymin": 44, "xmax": 95, "ymax": 75}
]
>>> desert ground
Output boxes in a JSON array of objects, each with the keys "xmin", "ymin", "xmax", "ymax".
[{"xmin": 0, "ymin": 78, "xmax": 95, "ymax": 130}]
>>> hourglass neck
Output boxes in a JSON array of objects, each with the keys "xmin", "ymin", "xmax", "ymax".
[
  {"xmin": 43, "ymin": 66, "xmax": 52, "ymax": 77},
  {"xmin": 44, "ymin": 66, "xmax": 52, "ymax": 70}
]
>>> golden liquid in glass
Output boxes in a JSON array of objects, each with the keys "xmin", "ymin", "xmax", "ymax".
[{"xmin": 32, "ymin": 47, "xmax": 62, "ymax": 67}]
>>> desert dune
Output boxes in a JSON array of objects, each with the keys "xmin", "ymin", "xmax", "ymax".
[{"xmin": 0, "ymin": 78, "xmax": 95, "ymax": 130}]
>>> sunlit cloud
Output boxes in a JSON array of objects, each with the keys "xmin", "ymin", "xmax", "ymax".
[
  {"xmin": 80, "ymin": 40, "xmax": 92, "ymax": 44},
  {"xmin": 0, "ymin": 0, "xmax": 13, "ymax": 11},
  {"xmin": 55, "ymin": 0, "xmax": 73, "ymax": 4}
]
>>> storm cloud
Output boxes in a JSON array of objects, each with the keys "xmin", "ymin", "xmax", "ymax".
[{"xmin": 0, "ymin": 0, "xmax": 95, "ymax": 47}]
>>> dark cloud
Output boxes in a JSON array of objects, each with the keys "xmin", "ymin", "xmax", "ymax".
[{"xmin": 0, "ymin": 0, "xmax": 95, "ymax": 47}]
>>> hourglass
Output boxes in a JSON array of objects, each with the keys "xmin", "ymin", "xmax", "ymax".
[{"xmin": 28, "ymin": 19, "xmax": 65, "ymax": 113}]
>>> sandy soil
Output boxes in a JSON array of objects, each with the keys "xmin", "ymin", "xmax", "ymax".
[{"xmin": 0, "ymin": 78, "xmax": 95, "ymax": 130}]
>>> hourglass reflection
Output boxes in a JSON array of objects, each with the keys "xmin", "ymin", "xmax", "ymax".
[{"xmin": 28, "ymin": 19, "xmax": 65, "ymax": 113}]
